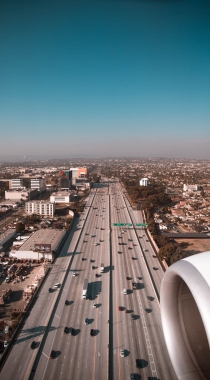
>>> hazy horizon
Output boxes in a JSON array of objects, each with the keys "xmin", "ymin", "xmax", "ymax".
[{"xmin": 1, "ymin": 0, "xmax": 210, "ymax": 160}]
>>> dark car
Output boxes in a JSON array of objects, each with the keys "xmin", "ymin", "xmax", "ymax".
[
  {"xmin": 31, "ymin": 341, "xmax": 36, "ymax": 349},
  {"xmin": 64, "ymin": 327, "xmax": 68, "ymax": 334},
  {"xmin": 118, "ymin": 306, "xmax": 123, "ymax": 311},
  {"xmin": 48, "ymin": 288, "xmax": 52, "ymax": 292},
  {"xmin": 90, "ymin": 259, "xmax": 94, "ymax": 262},
  {"xmin": 136, "ymin": 359, "xmax": 143, "ymax": 368},
  {"xmin": 71, "ymin": 328, "xmax": 76, "ymax": 336},
  {"xmin": 82, "ymin": 258, "xmax": 85, "ymax": 261},
  {"xmin": 90, "ymin": 329, "xmax": 94, "ymax": 336},
  {"xmin": 50, "ymin": 350, "xmax": 55, "ymax": 359},
  {"xmin": 65, "ymin": 300, "xmax": 68, "ymax": 305},
  {"xmin": 92, "ymin": 266, "xmax": 95, "ymax": 269},
  {"xmin": 95, "ymin": 273, "xmax": 99, "ymax": 277}
]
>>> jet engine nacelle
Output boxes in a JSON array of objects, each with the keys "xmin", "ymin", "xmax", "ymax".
[{"xmin": 160, "ymin": 251, "xmax": 210, "ymax": 380}]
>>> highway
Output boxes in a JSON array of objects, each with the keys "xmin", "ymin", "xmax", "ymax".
[{"xmin": 1, "ymin": 182, "xmax": 177, "ymax": 380}]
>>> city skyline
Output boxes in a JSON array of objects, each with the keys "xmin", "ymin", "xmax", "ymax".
[{"xmin": 0, "ymin": 0, "xmax": 210, "ymax": 160}]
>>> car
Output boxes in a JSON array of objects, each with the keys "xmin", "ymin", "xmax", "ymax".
[
  {"xmin": 84, "ymin": 318, "xmax": 88, "ymax": 325},
  {"xmin": 92, "ymin": 265, "xmax": 95, "ymax": 269},
  {"xmin": 118, "ymin": 306, "xmax": 123, "ymax": 311},
  {"xmin": 128, "ymin": 238, "xmax": 133, "ymax": 241},
  {"xmin": 88, "ymin": 295, "xmax": 92, "ymax": 300},
  {"xmin": 126, "ymin": 276, "xmax": 130, "ymax": 280},
  {"xmin": 31, "ymin": 341, "xmax": 36, "ymax": 349},
  {"xmin": 64, "ymin": 327, "xmax": 68, "ymax": 334},
  {"xmin": 126, "ymin": 309, "xmax": 129, "ymax": 313},
  {"xmin": 90, "ymin": 329, "xmax": 94, "ymax": 336},
  {"xmin": 95, "ymin": 273, "xmax": 99, "ymax": 277},
  {"xmin": 85, "ymin": 232, "xmax": 89, "ymax": 235},
  {"xmin": 50, "ymin": 350, "xmax": 56, "ymax": 359},
  {"xmin": 132, "ymin": 314, "xmax": 135, "ymax": 320},
  {"xmin": 71, "ymin": 328, "xmax": 76, "ymax": 336},
  {"xmin": 48, "ymin": 288, "xmax": 52, "ymax": 292},
  {"xmin": 136, "ymin": 359, "xmax": 143, "ymax": 368},
  {"xmin": 4, "ymin": 341, "xmax": 8, "ymax": 348},
  {"xmin": 65, "ymin": 300, "xmax": 68, "ymax": 305},
  {"xmin": 146, "ymin": 239, "xmax": 149, "ymax": 242},
  {"xmin": 83, "ymin": 240, "xmax": 87, "ymax": 243},
  {"xmin": 93, "ymin": 303, "xmax": 96, "ymax": 308},
  {"xmin": 94, "ymin": 243, "xmax": 98, "ymax": 246},
  {"xmin": 120, "ymin": 349, "xmax": 125, "ymax": 357},
  {"xmin": 90, "ymin": 259, "xmax": 94, "ymax": 262},
  {"xmin": 82, "ymin": 257, "xmax": 86, "ymax": 261},
  {"xmin": 130, "ymin": 375, "xmax": 135, "ymax": 380},
  {"xmin": 73, "ymin": 272, "xmax": 76, "ymax": 276},
  {"xmin": 54, "ymin": 283, "xmax": 59, "ymax": 288}
]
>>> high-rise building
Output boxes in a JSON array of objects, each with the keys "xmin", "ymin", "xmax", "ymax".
[
  {"xmin": 11, "ymin": 179, "xmax": 23, "ymax": 189},
  {"xmin": 31, "ymin": 178, "xmax": 46, "ymax": 192}
]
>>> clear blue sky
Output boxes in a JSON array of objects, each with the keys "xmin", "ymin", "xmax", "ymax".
[{"xmin": 0, "ymin": 0, "xmax": 210, "ymax": 160}]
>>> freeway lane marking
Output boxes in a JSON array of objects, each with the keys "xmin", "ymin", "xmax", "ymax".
[
  {"xmin": 42, "ymin": 351, "xmax": 49, "ymax": 359},
  {"xmin": 55, "ymin": 314, "xmax": 60, "ymax": 318}
]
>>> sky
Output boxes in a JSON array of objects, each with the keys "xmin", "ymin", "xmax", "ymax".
[{"xmin": 0, "ymin": 0, "xmax": 210, "ymax": 160}]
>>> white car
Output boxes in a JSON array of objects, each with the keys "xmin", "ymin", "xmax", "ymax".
[
  {"xmin": 54, "ymin": 283, "xmax": 60, "ymax": 288},
  {"xmin": 73, "ymin": 272, "xmax": 76, "ymax": 276},
  {"xmin": 93, "ymin": 303, "xmax": 96, "ymax": 308},
  {"xmin": 120, "ymin": 349, "xmax": 125, "ymax": 357},
  {"xmin": 4, "ymin": 341, "xmax": 8, "ymax": 348}
]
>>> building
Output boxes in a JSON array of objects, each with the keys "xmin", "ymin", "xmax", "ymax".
[
  {"xmin": 59, "ymin": 171, "xmax": 70, "ymax": 189},
  {"xmin": 0, "ymin": 229, "xmax": 16, "ymax": 253},
  {"xmin": 183, "ymin": 184, "xmax": 203, "ymax": 192},
  {"xmin": 140, "ymin": 178, "xmax": 148, "ymax": 186},
  {"xmin": 31, "ymin": 178, "xmax": 46, "ymax": 192},
  {"xmin": 11, "ymin": 179, "xmax": 23, "ymax": 189},
  {"xmin": 70, "ymin": 167, "xmax": 87, "ymax": 179},
  {"xmin": 75, "ymin": 178, "xmax": 90, "ymax": 190},
  {"xmin": 5, "ymin": 189, "xmax": 38, "ymax": 201},
  {"xmin": 9, "ymin": 229, "xmax": 66, "ymax": 260},
  {"xmin": 25, "ymin": 201, "xmax": 55, "ymax": 217},
  {"xmin": 50, "ymin": 191, "xmax": 72, "ymax": 203}
]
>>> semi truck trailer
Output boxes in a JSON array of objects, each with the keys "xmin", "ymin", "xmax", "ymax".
[{"xmin": 82, "ymin": 279, "xmax": 88, "ymax": 299}]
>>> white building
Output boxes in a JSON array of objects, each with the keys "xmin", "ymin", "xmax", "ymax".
[
  {"xmin": 140, "ymin": 178, "xmax": 148, "ymax": 186},
  {"xmin": 31, "ymin": 178, "xmax": 46, "ymax": 192},
  {"xmin": 183, "ymin": 184, "xmax": 202, "ymax": 192},
  {"xmin": 25, "ymin": 201, "xmax": 55, "ymax": 217},
  {"xmin": 9, "ymin": 229, "xmax": 65, "ymax": 261},
  {"xmin": 11, "ymin": 178, "xmax": 23, "ymax": 189},
  {"xmin": 50, "ymin": 191, "xmax": 71, "ymax": 203},
  {"xmin": 5, "ymin": 189, "xmax": 37, "ymax": 201}
]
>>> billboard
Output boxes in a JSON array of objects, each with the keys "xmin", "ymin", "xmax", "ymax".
[{"xmin": 34, "ymin": 244, "xmax": 51, "ymax": 252}]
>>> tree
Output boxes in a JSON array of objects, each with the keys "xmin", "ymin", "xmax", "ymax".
[{"xmin": 16, "ymin": 222, "xmax": 25, "ymax": 232}]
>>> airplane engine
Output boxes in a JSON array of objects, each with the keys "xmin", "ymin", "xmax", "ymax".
[{"xmin": 160, "ymin": 251, "xmax": 210, "ymax": 380}]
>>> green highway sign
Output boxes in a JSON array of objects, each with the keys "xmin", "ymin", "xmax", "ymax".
[
  {"xmin": 136, "ymin": 223, "xmax": 148, "ymax": 227},
  {"xmin": 113, "ymin": 223, "xmax": 132, "ymax": 227}
]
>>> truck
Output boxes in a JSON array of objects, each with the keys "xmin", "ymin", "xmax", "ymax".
[
  {"xmin": 82, "ymin": 279, "xmax": 88, "ymax": 299},
  {"xmin": 132, "ymin": 282, "xmax": 137, "ymax": 290},
  {"xmin": 100, "ymin": 263, "xmax": 104, "ymax": 273}
]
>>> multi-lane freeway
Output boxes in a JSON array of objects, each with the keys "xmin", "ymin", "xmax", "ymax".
[{"xmin": 1, "ymin": 182, "xmax": 176, "ymax": 380}]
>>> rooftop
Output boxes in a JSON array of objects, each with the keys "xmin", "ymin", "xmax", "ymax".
[{"xmin": 17, "ymin": 229, "xmax": 65, "ymax": 252}]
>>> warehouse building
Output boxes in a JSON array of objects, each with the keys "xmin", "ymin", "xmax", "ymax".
[{"xmin": 9, "ymin": 229, "xmax": 66, "ymax": 261}]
